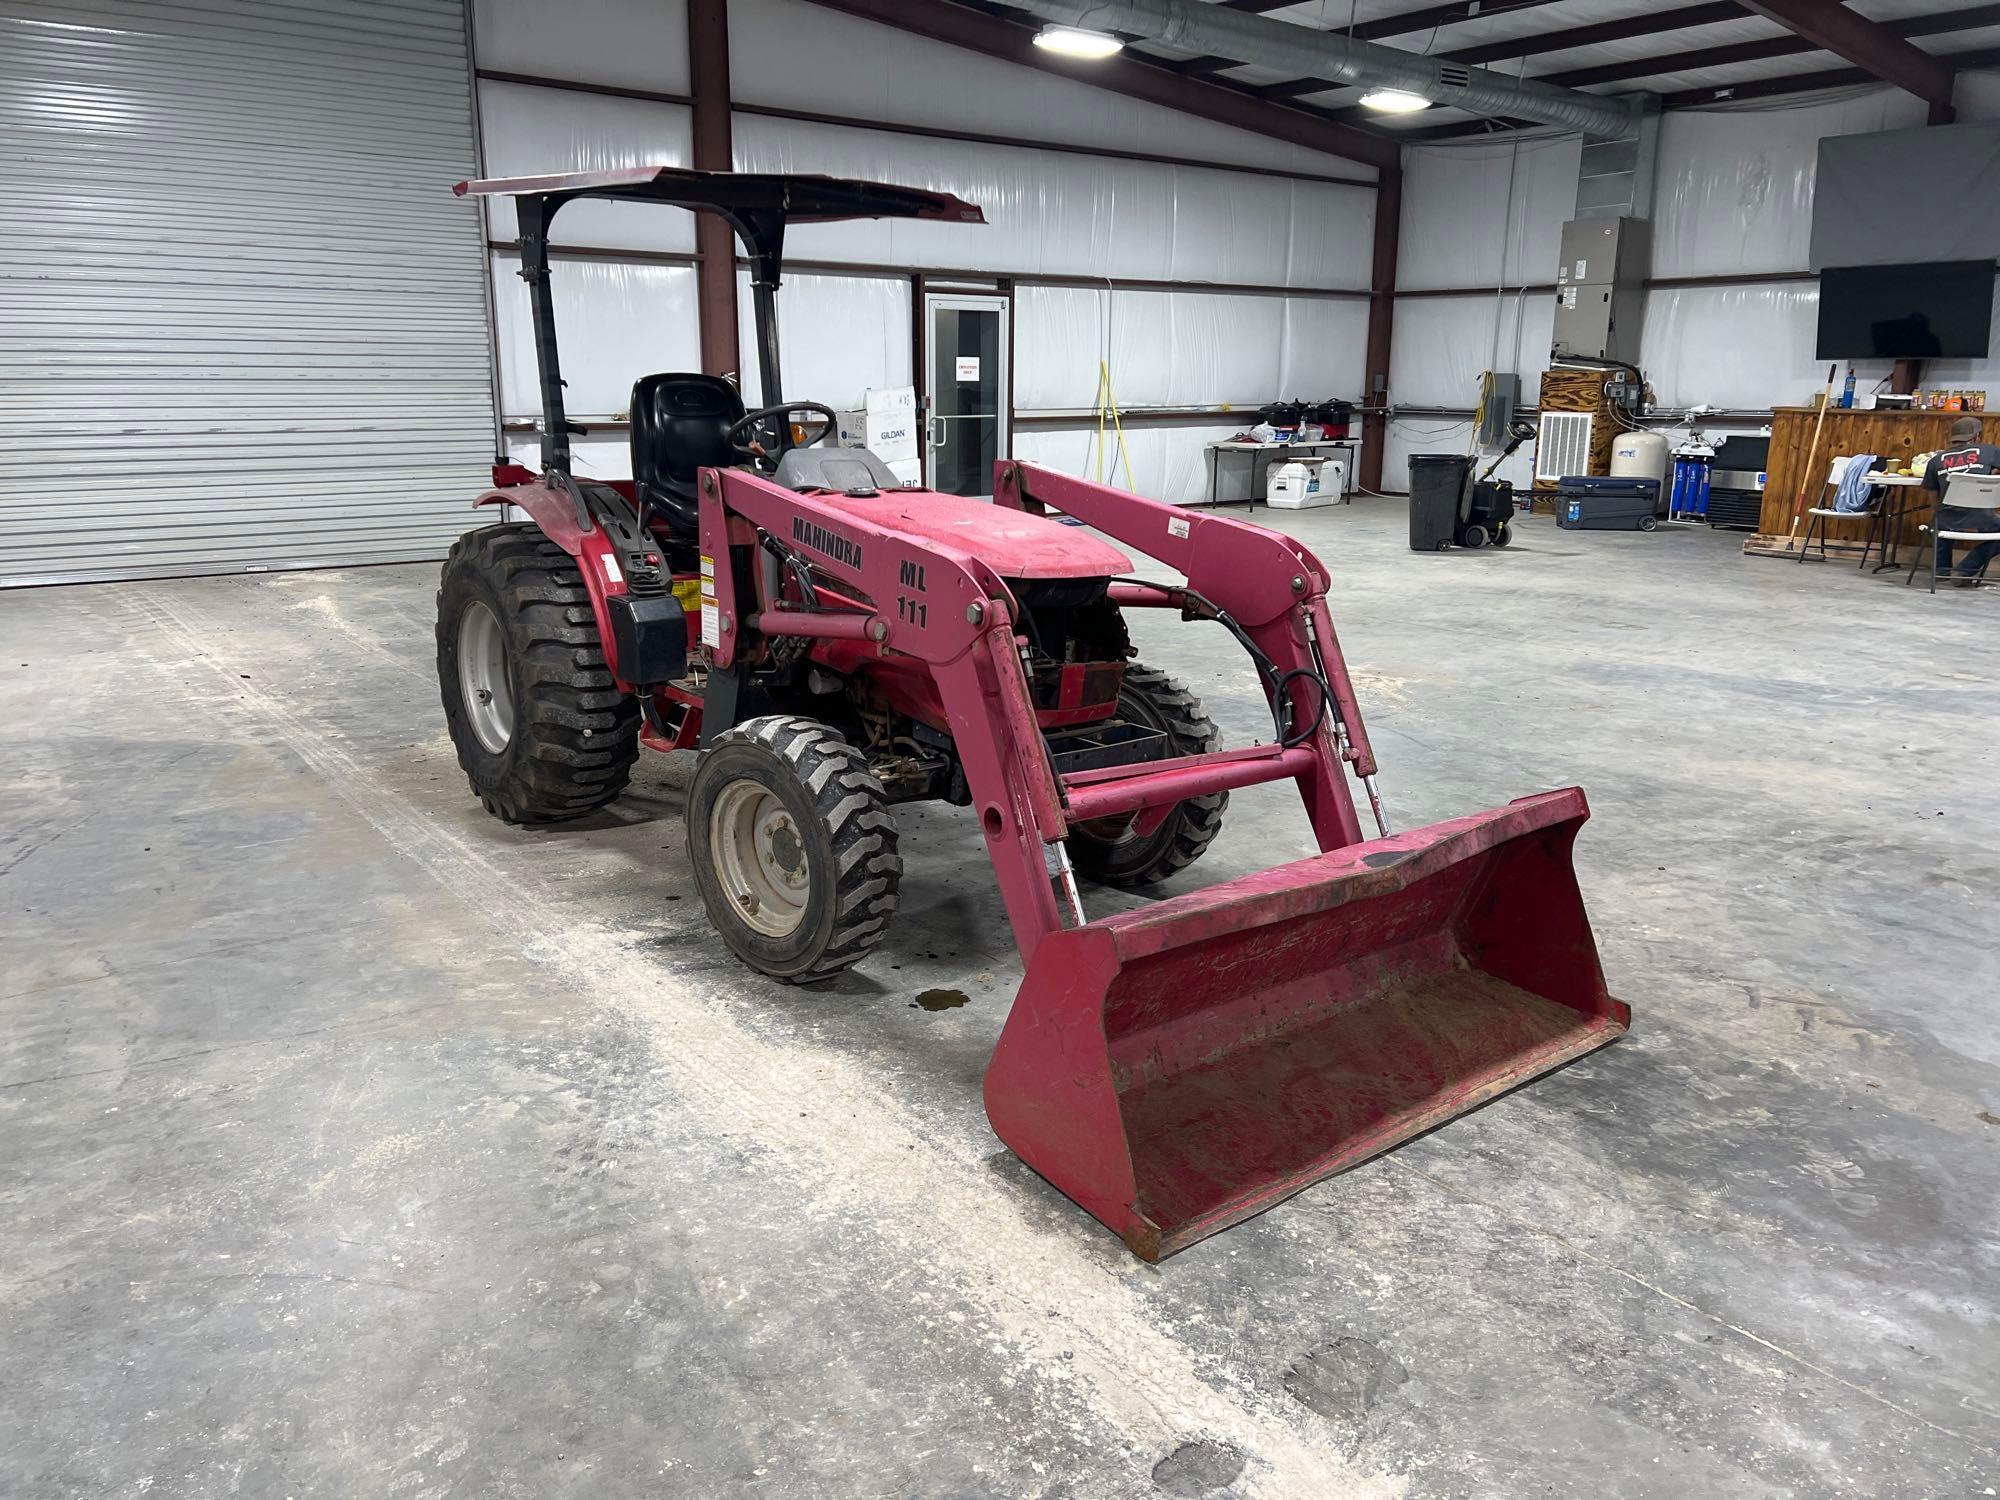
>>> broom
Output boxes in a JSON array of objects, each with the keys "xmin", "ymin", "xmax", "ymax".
[{"xmin": 1787, "ymin": 364, "xmax": 1839, "ymax": 550}]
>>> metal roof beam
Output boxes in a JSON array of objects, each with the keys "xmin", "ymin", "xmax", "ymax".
[
  {"xmin": 1001, "ymin": 0, "xmax": 1639, "ymax": 134},
  {"xmin": 801, "ymin": 0, "xmax": 1400, "ymax": 168},
  {"xmin": 1660, "ymin": 38, "xmax": 2000, "ymax": 106},
  {"xmin": 1733, "ymin": 0, "xmax": 1955, "ymax": 113},
  {"xmin": 1254, "ymin": 5, "xmax": 1754, "ymax": 101},
  {"xmin": 1442, "ymin": 0, "xmax": 1746, "ymax": 65},
  {"xmin": 1228, "ymin": 0, "xmax": 1569, "ymax": 43},
  {"xmin": 1413, "ymin": 37, "xmax": 2000, "ymax": 130},
  {"xmin": 1349, "ymin": 2, "xmax": 2000, "ymax": 128},
  {"xmin": 1534, "ymin": 3, "xmax": 2000, "ymax": 91},
  {"xmin": 1350, "ymin": 0, "xmax": 1563, "ymax": 42},
  {"xmin": 1539, "ymin": 33, "xmax": 1806, "ymax": 87}
]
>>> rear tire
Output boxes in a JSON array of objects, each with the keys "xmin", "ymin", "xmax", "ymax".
[
  {"xmin": 437, "ymin": 523, "xmax": 640, "ymax": 824},
  {"xmin": 687, "ymin": 716, "xmax": 902, "ymax": 982},
  {"xmin": 1069, "ymin": 667, "xmax": 1226, "ymax": 889},
  {"xmin": 1490, "ymin": 523, "xmax": 1512, "ymax": 548},
  {"xmin": 1461, "ymin": 523, "xmax": 1490, "ymax": 549},
  {"xmin": 1639, "ymin": 515, "xmax": 1659, "ymax": 532}
]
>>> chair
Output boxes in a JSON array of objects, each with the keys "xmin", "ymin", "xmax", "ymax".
[
  {"xmin": 1798, "ymin": 455, "xmax": 1874, "ymax": 563},
  {"xmin": 1857, "ymin": 479, "xmax": 1919, "ymax": 573},
  {"xmin": 630, "ymin": 372, "xmax": 745, "ymax": 541},
  {"xmin": 1905, "ymin": 470, "xmax": 2000, "ymax": 593}
]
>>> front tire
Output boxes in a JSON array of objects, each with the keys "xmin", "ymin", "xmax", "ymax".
[
  {"xmin": 1069, "ymin": 667, "xmax": 1226, "ymax": 889},
  {"xmin": 687, "ymin": 716, "xmax": 902, "ymax": 982},
  {"xmin": 436, "ymin": 523, "xmax": 639, "ymax": 824}
]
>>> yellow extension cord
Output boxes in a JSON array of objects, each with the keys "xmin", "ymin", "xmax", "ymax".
[{"xmin": 1089, "ymin": 358, "xmax": 1136, "ymax": 491}]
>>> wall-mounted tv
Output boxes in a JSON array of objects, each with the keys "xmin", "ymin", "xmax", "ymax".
[{"xmin": 1816, "ymin": 260, "xmax": 1995, "ymax": 359}]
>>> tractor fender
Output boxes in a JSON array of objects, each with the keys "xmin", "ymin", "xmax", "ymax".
[
  {"xmin": 470, "ymin": 485, "xmax": 634, "ymax": 690},
  {"xmin": 472, "ymin": 484, "xmax": 592, "ymax": 556}
]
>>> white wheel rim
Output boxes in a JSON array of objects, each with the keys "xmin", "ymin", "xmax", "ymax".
[
  {"xmin": 457, "ymin": 600, "xmax": 514, "ymax": 754},
  {"xmin": 710, "ymin": 780, "xmax": 811, "ymax": 938}
]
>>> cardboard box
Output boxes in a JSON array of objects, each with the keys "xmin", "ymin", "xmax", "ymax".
[{"xmin": 838, "ymin": 387, "xmax": 921, "ymax": 486}]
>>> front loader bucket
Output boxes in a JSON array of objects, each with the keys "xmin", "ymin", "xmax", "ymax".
[{"xmin": 984, "ymin": 788, "xmax": 1628, "ymax": 1260}]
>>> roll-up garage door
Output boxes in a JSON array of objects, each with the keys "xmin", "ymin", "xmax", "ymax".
[{"xmin": 0, "ymin": 0, "xmax": 496, "ymax": 586}]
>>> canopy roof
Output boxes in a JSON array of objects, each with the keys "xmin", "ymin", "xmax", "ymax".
[{"xmin": 453, "ymin": 166, "xmax": 985, "ymax": 225}]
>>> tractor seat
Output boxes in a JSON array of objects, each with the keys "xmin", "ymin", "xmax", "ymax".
[{"xmin": 630, "ymin": 372, "xmax": 744, "ymax": 538}]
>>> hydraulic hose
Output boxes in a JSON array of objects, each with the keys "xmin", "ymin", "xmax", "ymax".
[{"xmin": 1110, "ymin": 577, "xmax": 1333, "ymax": 749}]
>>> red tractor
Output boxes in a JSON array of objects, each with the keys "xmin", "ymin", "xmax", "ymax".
[{"xmin": 438, "ymin": 167, "xmax": 1629, "ymax": 1260}]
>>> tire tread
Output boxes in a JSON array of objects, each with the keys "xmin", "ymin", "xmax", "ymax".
[
  {"xmin": 436, "ymin": 523, "xmax": 640, "ymax": 824},
  {"xmin": 703, "ymin": 715, "xmax": 903, "ymax": 982}
]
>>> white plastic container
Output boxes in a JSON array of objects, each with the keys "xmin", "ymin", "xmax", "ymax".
[
  {"xmin": 1610, "ymin": 431, "xmax": 1670, "ymax": 493},
  {"xmin": 1266, "ymin": 458, "xmax": 1340, "ymax": 509}
]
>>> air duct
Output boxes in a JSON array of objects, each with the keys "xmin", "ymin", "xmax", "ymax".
[{"xmin": 1001, "ymin": 0, "xmax": 1641, "ymax": 139}]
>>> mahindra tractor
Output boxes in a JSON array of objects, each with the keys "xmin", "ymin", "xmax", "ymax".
[{"xmin": 436, "ymin": 167, "xmax": 1629, "ymax": 1260}]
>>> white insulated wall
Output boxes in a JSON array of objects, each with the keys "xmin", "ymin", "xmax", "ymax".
[
  {"xmin": 1641, "ymin": 91, "xmax": 1932, "ymax": 411},
  {"xmin": 1387, "ymin": 134, "xmax": 1579, "ymax": 487},
  {"xmin": 1388, "ymin": 84, "xmax": 2000, "ymax": 478},
  {"xmin": 472, "ymin": 0, "xmax": 1380, "ymax": 499}
]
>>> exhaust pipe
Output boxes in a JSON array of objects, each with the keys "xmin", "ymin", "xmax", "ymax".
[{"xmin": 1008, "ymin": 0, "xmax": 1641, "ymax": 139}]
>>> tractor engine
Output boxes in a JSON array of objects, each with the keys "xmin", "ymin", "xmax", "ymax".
[
  {"xmin": 841, "ymin": 577, "xmax": 1169, "ymax": 806},
  {"xmin": 1014, "ymin": 577, "xmax": 1130, "ymax": 724}
]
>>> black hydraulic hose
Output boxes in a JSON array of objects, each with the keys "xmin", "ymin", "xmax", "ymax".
[
  {"xmin": 1271, "ymin": 667, "xmax": 1330, "ymax": 748},
  {"xmin": 760, "ymin": 534, "xmax": 820, "ymax": 605},
  {"xmin": 1110, "ymin": 576, "xmax": 1333, "ymax": 748}
]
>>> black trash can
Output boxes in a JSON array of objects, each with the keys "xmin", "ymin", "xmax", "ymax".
[{"xmin": 1408, "ymin": 454, "xmax": 1472, "ymax": 552}]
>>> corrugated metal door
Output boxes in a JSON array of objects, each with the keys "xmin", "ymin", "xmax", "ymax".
[{"xmin": 0, "ymin": 0, "xmax": 495, "ymax": 586}]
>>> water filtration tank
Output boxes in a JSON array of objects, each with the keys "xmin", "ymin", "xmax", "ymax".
[{"xmin": 1610, "ymin": 430, "xmax": 1670, "ymax": 494}]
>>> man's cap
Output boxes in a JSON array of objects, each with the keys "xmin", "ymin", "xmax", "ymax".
[{"xmin": 1951, "ymin": 415, "xmax": 1982, "ymax": 443}]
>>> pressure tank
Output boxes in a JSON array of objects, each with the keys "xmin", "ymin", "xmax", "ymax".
[{"xmin": 1610, "ymin": 430, "xmax": 1670, "ymax": 493}]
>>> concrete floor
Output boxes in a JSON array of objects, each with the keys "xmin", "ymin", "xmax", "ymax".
[{"xmin": 2, "ymin": 503, "xmax": 1996, "ymax": 1499}]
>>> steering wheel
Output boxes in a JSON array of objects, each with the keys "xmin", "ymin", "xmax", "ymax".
[{"xmin": 727, "ymin": 402, "xmax": 840, "ymax": 471}]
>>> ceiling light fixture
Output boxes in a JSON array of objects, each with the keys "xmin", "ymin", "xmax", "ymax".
[
  {"xmin": 1358, "ymin": 87, "xmax": 1433, "ymax": 113},
  {"xmin": 1033, "ymin": 23, "xmax": 1125, "ymax": 59}
]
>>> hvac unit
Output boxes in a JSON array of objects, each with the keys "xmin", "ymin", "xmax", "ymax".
[
  {"xmin": 1553, "ymin": 217, "xmax": 1649, "ymax": 361},
  {"xmin": 1535, "ymin": 410, "xmax": 1594, "ymax": 482}
]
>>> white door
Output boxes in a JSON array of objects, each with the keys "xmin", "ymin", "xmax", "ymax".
[{"xmin": 924, "ymin": 294, "xmax": 1009, "ymax": 499}]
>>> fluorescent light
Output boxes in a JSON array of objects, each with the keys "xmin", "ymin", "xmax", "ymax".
[
  {"xmin": 1033, "ymin": 24, "xmax": 1125, "ymax": 59},
  {"xmin": 1358, "ymin": 87, "xmax": 1433, "ymax": 113}
]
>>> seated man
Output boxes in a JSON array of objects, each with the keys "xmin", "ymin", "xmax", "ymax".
[{"xmin": 1921, "ymin": 415, "xmax": 2000, "ymax": 584}]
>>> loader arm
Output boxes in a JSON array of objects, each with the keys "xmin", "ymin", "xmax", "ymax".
[
  {"xmin": 998, "ymin": 460, "xmax": 1380, "ymax": 846},
  {"xmin": 699, "ymin": 465, "xmax": 1404, "ymax": 966},
  {"xmin": 703, "ymin": 467, "xmax": 1076, "ymax": 962}
]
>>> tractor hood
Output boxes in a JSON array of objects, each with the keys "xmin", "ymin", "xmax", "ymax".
[{"xmin": 815, "ymin": 490, "xmax": 1131, "ymax": 581}]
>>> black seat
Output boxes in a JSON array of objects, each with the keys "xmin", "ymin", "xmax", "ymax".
[{"xmin": 631, "ymin": 372, "xmax": 744, "ymax": 538}]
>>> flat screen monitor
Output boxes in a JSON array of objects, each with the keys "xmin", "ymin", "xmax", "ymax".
[{"xmin": 1815, "ymin": 260, "xmax": 1995, "ymax": 359}]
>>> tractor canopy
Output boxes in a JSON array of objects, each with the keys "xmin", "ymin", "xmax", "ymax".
[
  {"xmin": 453, "ymin": 165, "xmax": 986, "ymax": 228},
  {"xmin": 455, "ymin": 167, "xmax": 986, "ymax": 482}
]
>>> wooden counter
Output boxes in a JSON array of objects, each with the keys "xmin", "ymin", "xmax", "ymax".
[{"xmin": 1750, "ymin": 406, "xmax": 2000, "ymax": 556}]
